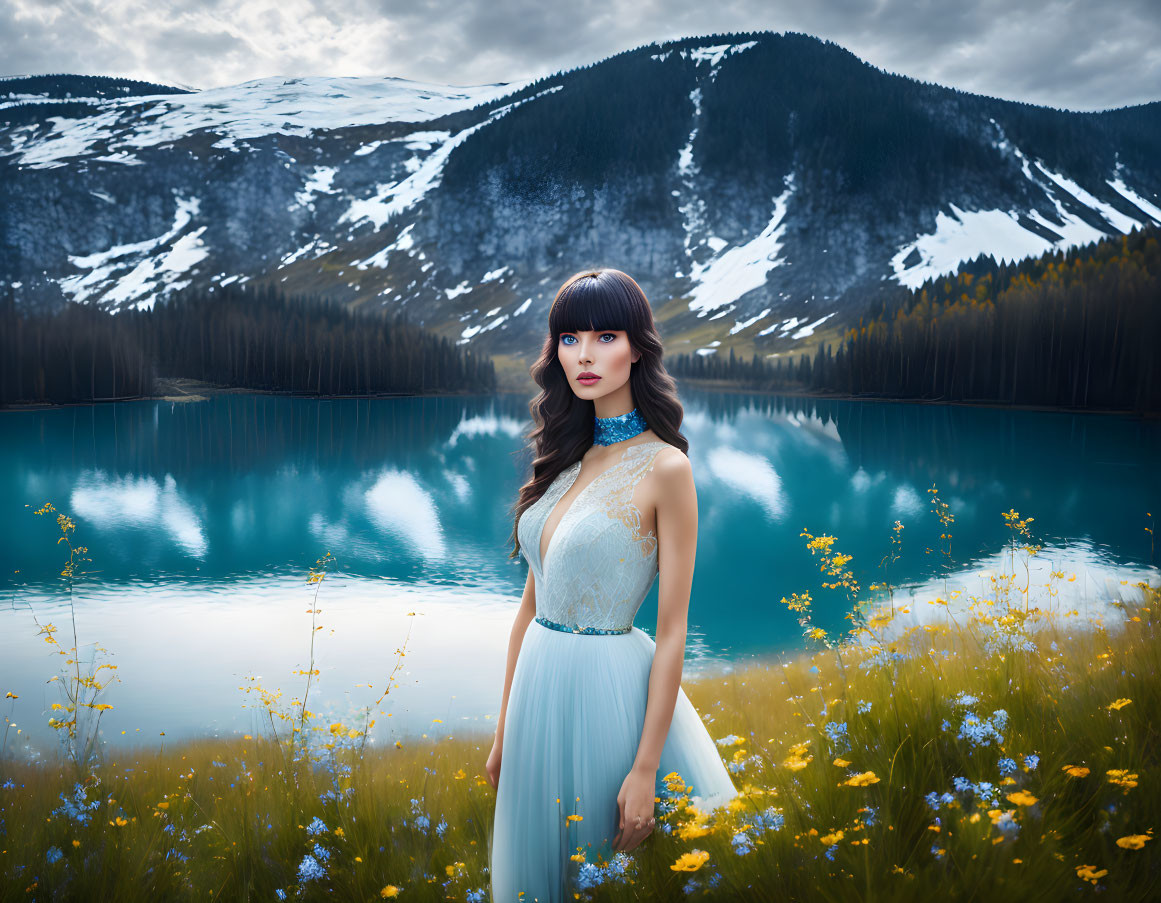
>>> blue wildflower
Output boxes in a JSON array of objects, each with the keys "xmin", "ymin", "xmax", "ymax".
[
  {"xmin": 824, "ymin": 843, "xmax": 838, "ymax": 861},
  {"xmin": 1023, "ymin": 754, "xmax": 1039, "ymax": 772},
  {"xmin": 953, "ymin": 776, "xmax": 972, "ymax": 793},
  {"xmin": 51, "ymin": 783, "xmax": 100, "ymax": 826},
  {"xmin": 754, "ymin": 807, "xmax": 784, "ymax": 832},
  {"xmin": 414, "ymin": 814, "xmax": 430, "ymax": 831},
  {"xmin": 824, "ymin": 721, "xmax": 850, "ymax": 751},
  {"xmin": 297, "ymin": 854, "xmax": 326, "ymax": 882},
  {"xmin": 931, "ymin": 843, "xmax": 946, "ymax": 860},
  {"xmin": 731, "ymin": 830, "xmax": 755, "ymax": 855},
  {"xmin": 46, "ymin": 846, "xmax": 63, "ymax": 865},
  {"xmin": 305, "ymin": 817, "xmax": 328, "ymax": 836},
  {"xmin": 276, "ymin": 891, "xmax": 287, "ymax": 901},
  {"xmin": 957, "ymin": 711, "xmax": 1005, "ymax": 747},
  {"xmin": 858, "ymin": 700, "xmax": 872, "ymax": 714},
  {"xmin": 576, "ymin": 862, "xmax": 605, "ymax": 890},
  {"xmin": 466, "ymin": 890, "xmax": 486, "ymax": 903},
  {"xmin": 1, "ymin": 779, "xmax": 15, "ymax": 790},
  {"xmin": 312, "ymin": 843, "xmax": 330, "ymax": 863},
  {"xmin": 708, "ymin": 870, "xmax": 723, "ymax": 888},
  {"xmin": 925, "ymin": 791, "xmax": 941, "ymax": 811},
  {"xmin": 974, "ymin": 782, "xmax": 999, "ymax": 805},
  {"xmin": 952, "ymin": 692, "xmax": 979, "ymax": 707},
  {"xmin": 941, "ymin": 719, "xmax": 951, "ymax": 732},
  {"xmin": 605, "ymin": 852, "xmax": 631, "ymax": 882},
  {"xmin": 715, "ymin": 734, "xmax": 742, "ymax": 747},
  {"xmin": 436, "ymin": 816, "xmax": 448, "ymax": 839},
  {"xmin": 683, "ymin": 877, "xmax": 699, "ymax": 895},
  {"xmin": 993, "ymin": 810, "xmax": 1020, "ymax": 838},
  {"xmin": 860, "ymin": 806, "xmax": 878, "ymax": 827},
  {"xmin": 997, "ymin": 757, "xmax": 1017, "ymax": 776}
]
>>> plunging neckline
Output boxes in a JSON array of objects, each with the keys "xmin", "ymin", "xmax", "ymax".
[{"xmin": 537, "ymin": 440, "xmax": 668, "ymax": 573}]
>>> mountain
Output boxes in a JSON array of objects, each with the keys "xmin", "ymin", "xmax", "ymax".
[{"xmin": 2, "ymin": 32, "xmax": 1159, "ymax": 389}]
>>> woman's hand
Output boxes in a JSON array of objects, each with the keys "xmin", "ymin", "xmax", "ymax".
[
  {"xmin": 612, "ymin": 765, "xmax": 657, "ymax": 851},
  {"xmin": 485, "ymin": 733, "xmax": 502, "ymax": 789}
]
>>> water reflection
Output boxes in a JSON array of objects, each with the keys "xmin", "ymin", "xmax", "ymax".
[{"xmin": 1, "ymin": 389, "xmax": 1158, "ymax": 750}]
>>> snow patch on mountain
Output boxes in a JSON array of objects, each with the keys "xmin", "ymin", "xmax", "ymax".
[
  {"xmin": 1106, "ymin": 176, "xmax": 1161, "ymax": 225},
  {"xmin": 338, "ymin": 85, "xmax": 563, "ymax": 233},
  {"xmin": 9, "ymin": 75, "xmax": 533, "ymax": 170},
  {"xmin": 59, "ymin": 195, "xmax": 208, "ymax": 309},
  {"xmin": 293, "ymin": 166, "xmax": 338, "ymax": 210},
  {"xmin": 686, "ymin": 172, "xmax": 795, "ymax": 314},
  {"xmin": 891, "ymin": 135, "xmax": 1157, "ymax": 290}
]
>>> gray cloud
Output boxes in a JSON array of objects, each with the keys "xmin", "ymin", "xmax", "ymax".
[{"xmin": 1, "ymin": 0, "xmax": 1157, "ymax": 111}]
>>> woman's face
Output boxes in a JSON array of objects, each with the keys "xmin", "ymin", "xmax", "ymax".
[{"xmin": 557, "ymin": 328, "xmax": 640, "ymax": 400}]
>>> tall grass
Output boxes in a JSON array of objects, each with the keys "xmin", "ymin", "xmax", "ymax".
[{"xmin": 1, "ymin": 491, "xmax": 1157, "ymax": 902}]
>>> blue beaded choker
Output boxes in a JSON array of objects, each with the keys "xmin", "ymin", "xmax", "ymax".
[{"xmin": 593, "ymin": 406, "xmax": 648, "ymax": 446}]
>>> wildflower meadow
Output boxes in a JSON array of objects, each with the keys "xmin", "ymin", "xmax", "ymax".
[{"xmin": 1, "ymin": 489, "xmax": 1158, "ymax": 901}]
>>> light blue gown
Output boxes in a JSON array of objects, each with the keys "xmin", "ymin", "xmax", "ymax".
[{"xmin": 489, "ymin": 440, "xmax": 739, "ymax": 903}]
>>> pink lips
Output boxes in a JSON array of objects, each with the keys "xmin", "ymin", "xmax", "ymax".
[{"xmin": 577, "ymin": 372, "xmax": 600, "ymax": 384}]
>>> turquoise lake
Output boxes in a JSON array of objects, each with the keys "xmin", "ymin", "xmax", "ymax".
[{"xmin": 2, "ymin": 390, "xmax": 1158, "ymax": 753}]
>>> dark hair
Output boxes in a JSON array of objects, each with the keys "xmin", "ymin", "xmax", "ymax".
[{"xmin": 507, "ymin": 267, "xmax": 687, "ymax": 560}]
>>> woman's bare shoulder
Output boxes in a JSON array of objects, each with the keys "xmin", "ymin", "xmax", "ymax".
[{"xmin": 649, "ymin": 443, "xmax": 693, "ymax": 485}]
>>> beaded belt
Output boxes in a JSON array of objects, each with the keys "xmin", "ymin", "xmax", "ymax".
[{"xmin": 535, "ymin": 615, "xmax": 631, "ymax": 636}]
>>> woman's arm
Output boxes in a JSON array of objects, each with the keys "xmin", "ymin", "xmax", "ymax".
[{"xmin": 614, "ymin": 449, "xmax": 698, "ymax": 849}]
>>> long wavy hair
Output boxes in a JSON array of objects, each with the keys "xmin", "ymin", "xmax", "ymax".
[{"xmin": 508, "ymin": 267, "xmax": 687, "ymax": 560}]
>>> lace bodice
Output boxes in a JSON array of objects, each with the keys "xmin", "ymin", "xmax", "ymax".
[{"xmin": 517, "ymin": 440, "xmax": 670, "ymax": 631}]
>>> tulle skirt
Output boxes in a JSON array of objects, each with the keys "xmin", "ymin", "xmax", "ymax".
[{"xmin": 488, "ymin": 618, "xmax": 738, "ymax": 903}]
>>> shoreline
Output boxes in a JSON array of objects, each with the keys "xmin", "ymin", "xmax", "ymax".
[
  {"xmin": 2, "ymin": 376, "xmax": 1155, "ymax": 420},
  {"xmin": 672, "ymin": 377, "xmax": 1160, "ymax": 419},
  {"xmin": 0, "ymin": 378, "xmax": 487, "ymax": 412}
]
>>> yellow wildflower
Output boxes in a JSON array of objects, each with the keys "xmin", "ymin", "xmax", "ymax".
[
  {"xmin": 783, "ymin": 740, "xmax": 813, "ymax": 771},
  {"xmin": 1107, "ymin": 769, "xmax": 1139, "ymax": 791},
  {"xmin": 1075, "ymin": 865, "xmax": 1107, "ymax": 885},
  {"xmin": 1062, "ymin": 765, "xmax": 1090, "ymax": 778},
  {"xmin": 1005, "ymin": 790, "xmax": 1038, "ymax": 806},
  {"xmin": 565, "ymin": 814, "xmax": 583, "ymax": 822},
  {"xmin": 677, "ymin": 819, "xmax": 712, "ymax": 840},
  {"xmin": 670, "ymin": 849, "xmax": 710, "ymax": 871},
  {"xmin": 820, "ymin": 830, "xmax": 845, "ymax": 845},
  {"xmin": 833, "ymin": 757, "xmax": 852, "ymax": 767},
  {"xmin": 1115, "ymin": 834, "xmax": 1152, "ymax": 850},
  {"xmin": 1107, "ymin": 698, "xmax": 1133, "ymax": 711},
  {"xmin": 844, "ymin": 771, "xmax": 880, "ymax": 787},
  {"xmin": 380, "ymin": 886, "xmax": 400, "ymax": 898}
]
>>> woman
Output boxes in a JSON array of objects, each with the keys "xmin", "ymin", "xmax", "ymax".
[{"xmin": 485, "ymin": 268, "xmax": 738, "ymax": 901}]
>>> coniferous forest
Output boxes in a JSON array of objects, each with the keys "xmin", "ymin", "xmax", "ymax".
[
  {"xmin": 0, "ymin": 283, "xmax": 496, "ymax": 406},
  {"xmin": 669, "ymin": 224, "xmax": 1160, "ymax": 415}
]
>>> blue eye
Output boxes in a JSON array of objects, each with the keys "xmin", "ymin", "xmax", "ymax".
[{"xmin": 560, "ymin": 332, "xmax": 617, "ymax": 344}]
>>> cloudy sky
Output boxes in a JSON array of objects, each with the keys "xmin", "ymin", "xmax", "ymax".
[{"xmin": 3, "ymin": 0, "xmax": 1158, "ymax": 112}]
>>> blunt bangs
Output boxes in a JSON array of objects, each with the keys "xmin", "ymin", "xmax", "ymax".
[{"xmin": 548, "ymin": 275, "xmax": 634, "ymax": 338}]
